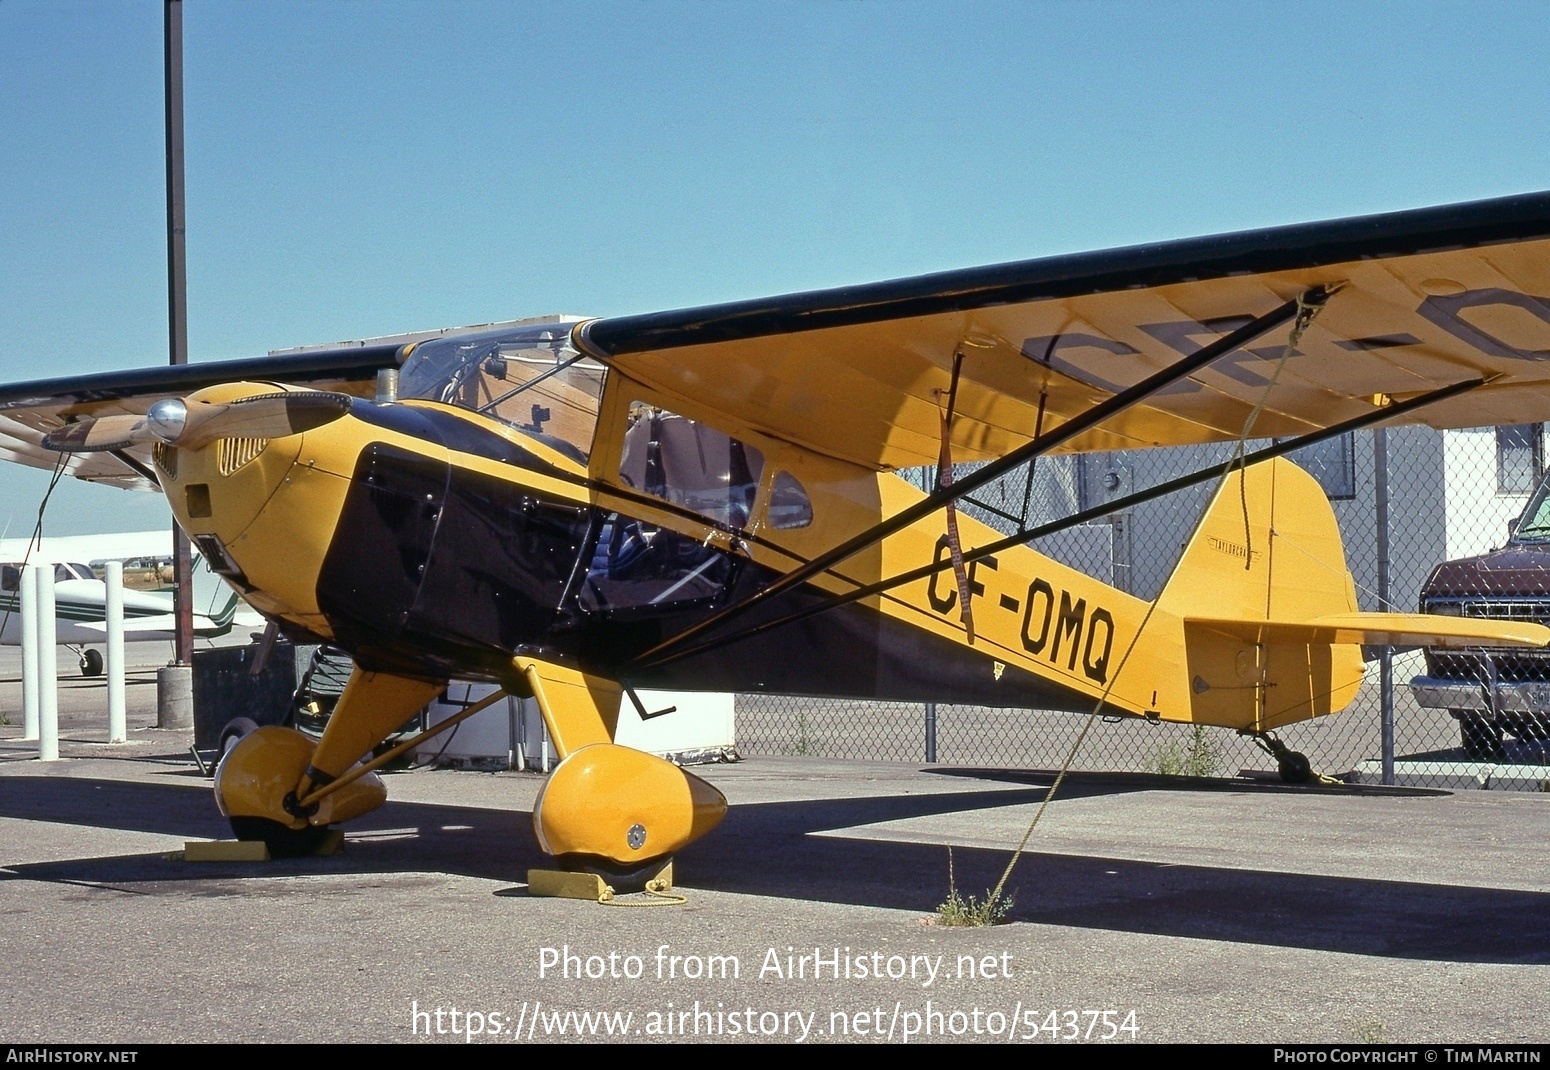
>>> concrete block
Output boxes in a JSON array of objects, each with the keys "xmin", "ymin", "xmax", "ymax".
[{"xmin": 157, "ymin": 664, "xmax": 194, "ymax": 730}]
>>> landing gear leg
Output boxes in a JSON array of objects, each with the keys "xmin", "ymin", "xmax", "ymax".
[
  {"xmin": 214, "ymin": 669, "xmax": 445, "ymax": 850},
  {"xmin": 517, "ymin": 656, "xmax": 726, "ymax": 892},
  {"xmin": 1249, "ymin": 731, "xmax": 1313, "ymax": 784}
]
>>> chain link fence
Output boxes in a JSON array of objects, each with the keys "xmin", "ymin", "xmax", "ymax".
[{"xmin": 736, "ymin": 426, "xmax": 1550, "ymax": 790}]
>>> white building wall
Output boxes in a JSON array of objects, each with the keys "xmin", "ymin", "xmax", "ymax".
[
  {"xmin": 1443, "ymin": 428, "xmax": 1537, "ymax": 560},
  {"xmin": 415, "ymin": 682, "xmax": 736, "ymax": 768}
]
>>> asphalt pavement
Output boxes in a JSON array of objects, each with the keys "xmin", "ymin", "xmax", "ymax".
[{"xmin": 1, "ymin": 642, "xmax": 1547, "ymax": 1045}]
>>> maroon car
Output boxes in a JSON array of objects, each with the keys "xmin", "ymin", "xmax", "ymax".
[{"xmin": 1410, "ymin": 478, "xmax": 1550, "ymax": 759}]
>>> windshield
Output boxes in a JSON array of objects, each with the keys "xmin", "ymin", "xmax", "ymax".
[
  {"xmin": 398, "ymin": 320, "xmax": 605, "ymax": 461},
  {"xmin": 1515, "ymin": 469, "xmax": 1550, "ymax": 541}
]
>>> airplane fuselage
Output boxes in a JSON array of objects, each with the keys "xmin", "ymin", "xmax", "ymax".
[
  {"xmin": 160, "ymin": 380, "xmax": 1365, "ymax": 734},
  {"xmin": 0, "ymin": 580, "xmax": 170, "ymax": 645}
]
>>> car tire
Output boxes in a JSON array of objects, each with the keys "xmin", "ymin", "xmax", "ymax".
[
  {"xmin": 1512, "ymin": 712, "xmax": 1548, "ymax": 744},
  {"xmin": 1457, "ymin": 711, "xmax": 1504, "ymax": 761}
]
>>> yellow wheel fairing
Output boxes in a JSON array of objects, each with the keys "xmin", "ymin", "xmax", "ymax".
[
  {"xmin": 213, "ymin": 725, "xmax": 387, "ymax": 829},
  {"xmin": 532, "ymin": 742, "xmax": 727, "ymax": 864},
  {"xmin": 517, "ymin": 655, "xmax": 725, "ymax": 866}
]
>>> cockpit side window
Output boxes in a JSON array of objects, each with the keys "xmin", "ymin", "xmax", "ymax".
[
  {"xmin": 766, "ymin": 471, "xmax": 813, "ymax": 529},
  {"xmin": 619, "ymin": 403, "xmax": 765, "ymax": 530}
]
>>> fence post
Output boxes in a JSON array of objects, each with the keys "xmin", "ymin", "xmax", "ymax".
[
  {"xmin": 924, "ymin": 701, "xmax": 937, "ymax": 763},
  {"xmin": 21, "ymin": 565, "xmax": 39, "ymax": 741},
  {"xmin": 37, "ymin": 566, "xmax": 59, "ymax": 762},
  {"xmin": 1375, "ymin": 428, "xmax": 1396, "ymax": 786},
  {"xmin": 106, "ymin": 561, "xmax": 126, "ymax": 744}
]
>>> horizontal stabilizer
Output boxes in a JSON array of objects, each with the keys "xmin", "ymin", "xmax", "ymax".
[{"xmin": 1185, "ymin": 612, "xmax": 1550, "ymax": 650}]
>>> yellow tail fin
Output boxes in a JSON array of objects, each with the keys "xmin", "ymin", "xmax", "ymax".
[
  {"xmin": 1152, "ymin": 457, "xmax": 1548, "ymax": 731},
  {"xmin": 1157, "ymin": 457, "xmax": 1365, "ymax": 731},
  {"xmin": 1158, "ymin": 456, "xmax": 1360, "ymax": 624}
]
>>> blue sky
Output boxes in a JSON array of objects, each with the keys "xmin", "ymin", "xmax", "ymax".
[{"xmin": 3, "ymin": 0, "xmax": 1550, "ymax": 534}]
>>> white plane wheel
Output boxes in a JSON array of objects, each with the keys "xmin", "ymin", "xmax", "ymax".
[{"xmin": 79, "ymin": 648, "xmax": 103, "ymax": 677}]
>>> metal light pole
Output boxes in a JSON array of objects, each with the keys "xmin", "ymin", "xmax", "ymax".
[
  {"xmin": 157, "ymin": 0, "xmax": 196, "ymax": 730},
  {"xmin": 165, "ymin": 0, "xmax": 194, "ymax": 665}
]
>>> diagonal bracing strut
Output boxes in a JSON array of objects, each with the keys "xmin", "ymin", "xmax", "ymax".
[
  {"xmin": 630, "ymin": 289, "xmax": 1325, "ymax": 670},
  {"xmin": 636, "ymin": 376, "xmax": 1485, "ymax": 670}
]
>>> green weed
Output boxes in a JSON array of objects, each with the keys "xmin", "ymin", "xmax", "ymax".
[
  {"xmin": 1348, "ymin": 1019, "xmax": 1386, "ymax": 1043},
  {"xmin": 781, "ymin": 710, "xmax": 815, "ymax": 756},
  {"xmin": 935, "ymin": 847, "xmax": 1012, "ymax": 927},
  {"xmin": 1146, "ymin": 724, "xmax": 1221, "ymax": 777}
]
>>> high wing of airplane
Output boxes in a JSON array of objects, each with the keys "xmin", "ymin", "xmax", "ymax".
[
  {"xmin": 0, "ymin": 531, "xmax": 252, "ymax": 672},
  {"xmin": 3, "ymin": 191, "xmax": 1550, "ymax": 888}
]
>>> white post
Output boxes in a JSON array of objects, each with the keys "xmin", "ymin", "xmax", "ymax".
[
  {"xmin": 38, "ymin": 567, "xmax": 58, "ymax": 761},
  {"xmin": 515, "ymin": 695, "xmax": 529, "ymax": 771},
  {"xmin": 106, "ymin": 561, "xmax": 126, "ymax": 744},
  {"xmin": 506, "ymin": 695, "xmax": 517, "ymax": 771},
  {"xmin": 21, "ymin": 565, "xmax": 39, "ymax": 741}
]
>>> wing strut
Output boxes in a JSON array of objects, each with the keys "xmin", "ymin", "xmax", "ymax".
[
  {"xmin": 630, "ymin": 289, "xmax": 1324, "ymax": 670},
  {"xmin": 108, "ymin": 449, "xmax": 157, "ymax": 484},
  {"xmin": 635, "ymin": 375, "xmax": 1484, "ymax": 670},
  {"xmin": 935, "ymin": 350, "xmax": 977, "ymax": 643}
]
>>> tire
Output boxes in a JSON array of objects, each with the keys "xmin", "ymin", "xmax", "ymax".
[
  {"xmin": 1510, "ymin": 712, "xmax": 1548, "ymax": 744},
  {"xmin": 1277, "ymin": 751, "xmax": 1312, "ymax": 784},
  {"xmin": 1458, "ymin": 712, "xmax": 1503, "ymax": 760},
  {"xmin": 217, "ymin": 716, "xmax": 261, "ymax": 758},
  {"xmin": 79, "ymin": 648, "xmax": 103, "ymax": 677},
  {"xmin": 228, "ymin": 816, "xmax": 331, "ymax": 859}
]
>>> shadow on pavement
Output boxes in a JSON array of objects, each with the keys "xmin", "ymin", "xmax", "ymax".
[{"xmin": 0, "ymin": 772, "xmax": 1545, "ymax": 964}]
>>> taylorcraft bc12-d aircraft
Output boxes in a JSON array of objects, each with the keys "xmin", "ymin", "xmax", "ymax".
[{"xmin": 4, "ymin": 191, "xmax": 1550, "ymax": 887}]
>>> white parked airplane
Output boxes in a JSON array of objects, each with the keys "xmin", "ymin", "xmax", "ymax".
[{"xmin": 0, "ymin": 530, "xmax": 259, "ymax": 673}]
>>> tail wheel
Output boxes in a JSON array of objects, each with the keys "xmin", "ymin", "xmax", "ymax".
[
  {"xmin": 1276, "ymin": 751, "xmax": 1312, "ymax": 784},
  {"xmin": 1250, "ymin": 731, "xmax": 1315, "ymax": 785}
]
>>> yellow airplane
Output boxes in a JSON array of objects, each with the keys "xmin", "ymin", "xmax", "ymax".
[{"xmin": 5, "ymin": 190, "xmax": 1550, "ymax": 890}]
